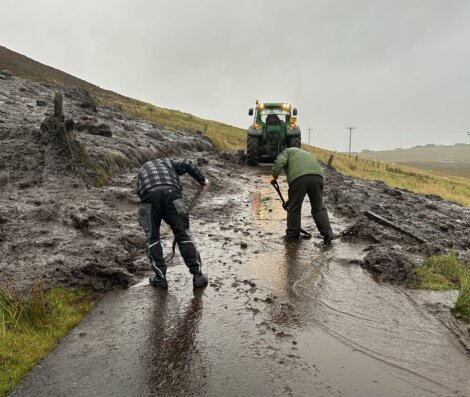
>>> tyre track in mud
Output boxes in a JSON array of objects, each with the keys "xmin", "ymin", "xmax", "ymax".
[
  {"xmin": 11, "ymin": 167, "xmax": 470, "ymax": 397},
  {"xmin": 293, "ymin": 253, "xmax": 467, "ymax": 396}
]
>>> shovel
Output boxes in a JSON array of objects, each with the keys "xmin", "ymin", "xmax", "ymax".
[{"xmin": 271, "ymin": 180, "xmax": 312, "ymax": 239}]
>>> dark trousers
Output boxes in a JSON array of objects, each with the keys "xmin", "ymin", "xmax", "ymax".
[
  {"xmin": 138, "ymin": 187, "xmax": 202, "ymax": 277},
  {"xmin": 287, "ymin": 174, "xmax": 333, "ymax": 239}
]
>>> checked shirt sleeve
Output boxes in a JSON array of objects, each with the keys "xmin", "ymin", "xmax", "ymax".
[{"xmin": 172, "ymin": 159, "xmax": 205, "ymax": 185}]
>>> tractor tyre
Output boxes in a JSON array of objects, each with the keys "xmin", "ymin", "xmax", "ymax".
[
  {"xmin": 246, "ymin": 135, "xmax": 259, "ymax": 165},
  {"xmin": 289, "ymin": 135, "xmax": 301, "ymax": 148}
]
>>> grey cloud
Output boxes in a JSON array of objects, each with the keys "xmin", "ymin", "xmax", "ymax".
[{"xmin": 1, "ymin": 0, "xmax": 470, "ymax": 151}]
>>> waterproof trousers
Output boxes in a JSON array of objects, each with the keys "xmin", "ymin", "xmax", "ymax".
[
  {"xmin": 138, "ymin": 186, "xmax": 202, "ymax": 278},
  {"xmin": 286, "ymin": 174, "xmax": 333, "ymax": 239}
]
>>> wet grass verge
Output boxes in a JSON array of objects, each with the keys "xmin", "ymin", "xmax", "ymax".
[
  {"xmin": 0, "ymin": 287, "xmax": 97, "ymax": 396},
  {"xmin": 415, "ymin": 253, "xmax": 470, "ymax": 321}
]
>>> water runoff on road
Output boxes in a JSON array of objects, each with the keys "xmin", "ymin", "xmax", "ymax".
[{"xmin": 11, "ymin": 169, "xmax": 470, "ymax": 397}]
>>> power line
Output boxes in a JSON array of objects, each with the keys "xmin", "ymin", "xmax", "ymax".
[
  {"xmin": 307, "ymin": 128, "xmax": 312, "ymax": 145},
  {"xmin": 346, "ymin": 126, "xmax": 356, "ymax": 156}
]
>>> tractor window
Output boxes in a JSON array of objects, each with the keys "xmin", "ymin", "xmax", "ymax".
[{"xmin": 259, "ymin": 108, "xmax": 290, "ymax": 123}]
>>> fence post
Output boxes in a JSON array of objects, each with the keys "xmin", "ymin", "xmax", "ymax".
[
  {"xmin": 54, "ymin": 92, "xmax": 63, "ymax": 119},
  {"xmin": 327, "ymin": 154, "xmax": 334, "ymax": 167}
]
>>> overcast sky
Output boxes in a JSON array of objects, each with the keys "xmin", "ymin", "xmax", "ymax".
[{"xmin": 2, "ymin": 0, "xmax": 470, "ymax": 151}]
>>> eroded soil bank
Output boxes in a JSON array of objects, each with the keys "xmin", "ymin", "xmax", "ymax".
[
  {"xmin": 1, "ymin": 72, "xmax": 470, "ymax": 396},
  {"xmin": 0, "ymin": 71, "xmax": 215, "ymax": 291}
]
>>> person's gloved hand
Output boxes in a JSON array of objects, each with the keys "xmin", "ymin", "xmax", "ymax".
[
  {"xmin": 283, "ymin": 199, "xmax": 289, "ymax": 211},
  {"xmin": 269, "ymin": 176, "xmax": 277, "ymax": 185}
]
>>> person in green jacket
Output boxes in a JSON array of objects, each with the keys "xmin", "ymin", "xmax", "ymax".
[{"xmin": 270, "ymin": 147, "xmax": 334, "ymax": 244}]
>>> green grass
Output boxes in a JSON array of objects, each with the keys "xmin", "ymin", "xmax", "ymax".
[
  {"xmin": 415, "ymin": 253, "xmax": 470, "ymax": 321},
  {"xmin": 453, "ymin": 276, "xmax": 470, "ymax": 320},
  {"xmin": 415, "ymin": 253, "xmax": 466, "ymax": 290},
  {"xmin": 0, "ymin": 287, "xmax": 96, "ymax": 396},
  {"xmin": 304, "ymin": 145, "xmax": 470, "ymax": 207}
]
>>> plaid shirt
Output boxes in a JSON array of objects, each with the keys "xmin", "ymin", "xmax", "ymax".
[{"xmin": 137, "ymin": 159, "xmax": 205, "ymax": 196}]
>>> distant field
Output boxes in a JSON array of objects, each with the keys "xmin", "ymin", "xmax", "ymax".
[
  {"xmin": 359, "ymin": 145, "xmax": 470, "ymax": 178},
  {"xmin": 394, "ymin": 161, "xmax": 470, "ymax": 178}
]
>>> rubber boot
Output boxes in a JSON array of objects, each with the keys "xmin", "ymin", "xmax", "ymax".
[{"xmin": 193, "ymin": 273, "xmax": 208, "ymax": 288}]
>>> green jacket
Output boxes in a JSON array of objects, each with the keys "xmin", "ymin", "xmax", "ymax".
[{"xmin": 272, "ymin": 148, "xmax": 323, "ymax": 184}]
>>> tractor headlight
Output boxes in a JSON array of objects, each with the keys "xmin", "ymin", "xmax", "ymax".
[{"xmin": 290, "ymin": 116, "xmax": 297, "ymax": 128}]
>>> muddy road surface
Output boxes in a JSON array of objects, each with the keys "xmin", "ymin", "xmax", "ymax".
[
  {"xmin": 11, "ymin": 167, "xmax": 470, "ymax": 397},
  {"xmin": 2, "ymin": 72, "xmax": 470, "ymax": 396}
]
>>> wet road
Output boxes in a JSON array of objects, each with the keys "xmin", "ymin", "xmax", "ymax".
[{"xmin": 11, "ymin": 168, "xmax": 470, "ymax": 397}]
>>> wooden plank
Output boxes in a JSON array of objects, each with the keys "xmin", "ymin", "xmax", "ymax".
[{"xmin": 364, "ymin": 211, "xmax": 427, "ymax": 244}]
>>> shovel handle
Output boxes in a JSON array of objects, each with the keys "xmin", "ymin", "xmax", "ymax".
[
  {"xmin": 272, "ymin": 181, "xmax": 312, "ymax": 238},
  {"xmin": 272, "ymin": 181, "xmax": 287, "ymax": 208}
]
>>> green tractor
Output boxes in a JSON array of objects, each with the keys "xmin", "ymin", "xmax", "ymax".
[{"xmin": 246, "ymin": 100, "xmax": 301, "ymax": 165}]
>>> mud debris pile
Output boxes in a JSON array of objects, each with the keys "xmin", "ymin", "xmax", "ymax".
[
  {"xmin": 325, "ymin": 170, "xmax": 470, "ymax": 284},
  {"xmin": 0, "ymin": 72, "xmax": 225, "ymax": 291}
]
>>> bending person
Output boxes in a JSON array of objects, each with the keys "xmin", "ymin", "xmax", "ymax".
[
  {"xmin": 270, "ymin": 148, "xmax": 334, "ymax": 245},
  {"xmin": 136, "ymin": 158, "xmax": 209, "ymax": 288}
]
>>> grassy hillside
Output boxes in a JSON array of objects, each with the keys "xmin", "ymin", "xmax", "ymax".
[
  {"xmin": 305, "ymin": 145, "xmax": 470, "ymax": 207},
  {"xmin": 359, "ymin": 144, "xmax": 470, "ymax": 178},
  {"xmin": 0, "ymin": 45, "xmax": 245, "ymax": 150}
]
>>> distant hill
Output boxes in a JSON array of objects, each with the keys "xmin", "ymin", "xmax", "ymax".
[
  {"xmin": 0, "ymin": 45, "xmax": 245, "ymax": 149},
  {"xmin": 0, "ymin": 45, "xmax": 110, "ymax": 95},
  {"xmin": 359, "ymin": 144, "xmax": 470, "ymax": 178}
]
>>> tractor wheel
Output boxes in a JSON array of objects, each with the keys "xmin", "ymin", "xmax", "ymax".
[
  {"xmin": 246, "ymin": 135, "xmax": 259, "ymax": 165},
  {"xmin": 289, "ymin": 136, "xmax": 301, "ymax": 148}
]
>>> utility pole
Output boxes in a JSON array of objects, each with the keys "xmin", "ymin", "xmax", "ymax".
[
  {"xmin": 307, "ymin": 128, "xmax": 313, "ymax": 145},
  {"xmin": 346, "ymin": 126, "xmax": 356, "ymax": 157}
]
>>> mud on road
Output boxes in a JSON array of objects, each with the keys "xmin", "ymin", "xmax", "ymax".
[
  {"xmin": 2, "ymin": 72, "xmax": 470, "ymax": 396},
  {"xmin": 10, "ymin": 167, "xmax": 470, "ymax": 397}
]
